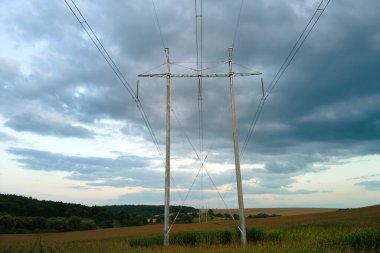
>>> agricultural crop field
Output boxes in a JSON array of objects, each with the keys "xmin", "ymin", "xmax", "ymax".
[
  {"xmin": 214, "ymin": 207, "xmax": 338, "ymax": 216},
  {"xmin": 1, "ymin": 205, "xmax": 379, "ymax": 253}
]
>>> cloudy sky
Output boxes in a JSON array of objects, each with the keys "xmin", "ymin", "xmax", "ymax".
[{"xmin": 0, "ymin": 0, "xmax": 379, "ymax": 209}]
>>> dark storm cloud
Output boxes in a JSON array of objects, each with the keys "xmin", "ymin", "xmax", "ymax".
[
  {"xmin": 7, "ymin": 148, "xmax": 154, "ymax": 186},
  {"xmin": 264, "ymin": 161, "xmax": 311, "ymax": 174},
  {"xmin": 0, "ymin": 0, "xmax": 146, "ymax": 125},
  {"xmin": 243, "ymin": 173, "xmax": 332, "ymax": 195},
  {"xmin": 5, "ymin": 112, "xmax": 93, "ymax": 138},
  {"xmin": 1, "ymin": 0, "xmax": 379, "ymax": 152},
  {"xmin": 228, "ymin": 0, "xmax": 380, "ymax": 158},
  {"xmin": 1, "ymin": 0, "xmax": 380, "ymax": 199},
  {"xmin": 237, "ymin": 154, "xmax": 332, "ymax": 195}
]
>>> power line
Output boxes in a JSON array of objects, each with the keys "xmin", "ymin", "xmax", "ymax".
[
  {"xmin": 66, "ymin": 0, "xmax": 195, "ymax": 207},
  {"xmin": 65, "ymin": 0, "xmax": 194, "ymax": 211},
  {"xmin": 232, "ymin": 0, "xmax": 244, "ymax": 48},
  {"xmin": 240, "ymin": 96, "xmax": 265, "ymax": 160},
  {"xmin": 240, "ymin": 0, "xmax": 332, "ymax": 159},
  {"xmin": 195, "ymin": 0, "xmax": 204, "ymax": 160},
  {"xmin": 141, "ymin": 62, "xmax": 166, "ymax": 75},
  {"xmin": 170, "ymin": 62, "xmax": 198, "ymax": 72},
  {"xmin": 195, "ymin": 0, "xmax": 199, "ymax": 73},
  {"xmin": 65, "ymin": 0, "xmax": 135, "ymax": 99},
  {"xmin": 64, "ymin": 0, "xmax": 163, "ymax": 160},
  {"xmin": 200, "ymin": 0, "xmax": 204, "ymax": 162},
  {"xmin": 265, "ymin": 0, "xmax": 332, "ymax": 97},
  {"xmin": 151, "ymin": 0, "xmax": 166, "ymax": 53}
]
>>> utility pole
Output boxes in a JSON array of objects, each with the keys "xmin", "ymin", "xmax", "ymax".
[
  {"xmin": 164, "ymin": 48, "xmax": 171, "ymax": 246},
  {"xmin": 138, "ymin": 47, "xmax": 260, "ymax": 246},
  {"xmin": 228, "ymin": 47, "xmax": 246, "ymax": 244}
]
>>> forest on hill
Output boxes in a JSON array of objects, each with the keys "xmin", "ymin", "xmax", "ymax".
[{"xmin": 0, "ymin": 194, "xmax": 196, "ymax": 233}]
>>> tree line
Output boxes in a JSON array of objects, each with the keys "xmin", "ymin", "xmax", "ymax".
[{"xmin": 0, "ymin": 194, "xmax": 196, "ymax": 233}]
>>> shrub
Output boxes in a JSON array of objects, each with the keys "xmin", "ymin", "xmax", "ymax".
[
  {"xmin": 172, "ymin": 231, "xmax": 197, "ymax": 245},
  {"xmin": 129, "ymin": 230, "xmax": 234, "ymax": 247},
  {"xmin": 219, "ymin": 230, "xmax": 233, "ymax": 244},
  {"xmin": 172, "ymin": 230, "xmax": 233, "ymax": 245},
  {"xmin": 247, "ymin": 213, "xmax": 280, "ymax": 219},
  {"xmin": 0, "ymin": 215, "xmax": 15, "ymax": 232},
  {"xmin": 15, "ymin": 216, "xmax": 34, "ymax": 231},
  {"xmin": 81, "ymin": 219, "xmax": 97, "ymax": 230},
  {"xmin": 47, "ymin": 217, "xmax": 69, "ymax": 232},
  {"xmin": 68, "ymin": 216, "xmax": 82, "ymax": 230},
  {"xmin": 245, "ymin": 228, "xmax": 265, "ymax": 242},
  {"xmin": 129, "ymin": 235, "xmax": 163, "ymax": 247},
  {"xmin": 32, "ymin": 216, "xmax": 47, "ymax": 230},
  {"xmin": 344, "ymin": 229, "xmax": 380, "ymax": 251},
  {"xmin": 265, "ymin": 230, "xmax": 283, "ymax": 241}
]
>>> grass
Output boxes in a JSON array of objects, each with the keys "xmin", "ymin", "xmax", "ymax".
[{"xmin": 0, "ymin": 205, "xmax": 379, "ymax": 252}]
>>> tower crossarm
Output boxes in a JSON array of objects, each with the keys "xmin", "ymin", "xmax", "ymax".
[{"xmin": 138, "ymin": 72, "xmax": 261, "ymax": 78}]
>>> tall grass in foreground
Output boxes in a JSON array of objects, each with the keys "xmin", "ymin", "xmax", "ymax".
[
  {"xmin": 129, "ymin": 230, "xmax": 234, "ymax": 246},
  {"xmin": 1, "ymin": 228, "xmax": 380, "ymax": 253},
  {"xmin": 343, "ymin": 228, "xmax": 380, "ymax": 251},
  {"xmin": 127, "ymin": 227, "xmax": 380, "ymax": 252}
]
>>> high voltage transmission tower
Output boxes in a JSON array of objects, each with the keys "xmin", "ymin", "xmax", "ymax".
[
  {"xmin": 139, "ymin": 47, "xmax": 261, "ymax": 245},
  {"xmin": 65, "ymin": 0, "xmax": 331, "ymax": 247}
]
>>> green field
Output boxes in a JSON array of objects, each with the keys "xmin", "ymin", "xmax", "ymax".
[{"xmin": 1, "ymin": 205, "xmax": 379, "ymax": 253}]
